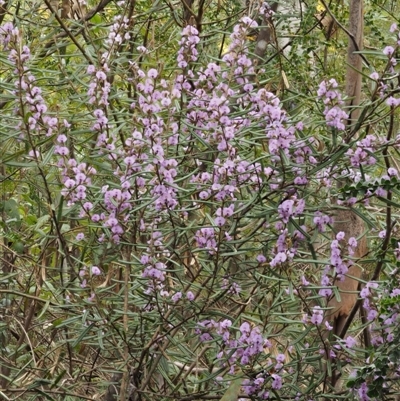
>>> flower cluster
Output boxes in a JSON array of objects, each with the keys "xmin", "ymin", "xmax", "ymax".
[
  {"xmin": 278, "ymin": 195, "xmax": 305, "ymax": 223},
  {"xmin": 87, "ymin": 64, "xmax": 111, "ymax": 106},
  {"xmin": 222, "ymin": 17, "xmax": 257, "ymax": 85},
  {"xmin": 105, "ymin": 15, "xmax": 131, "ymax": 48},
  {"xmin": 195, "ymin": 227, "xmax": 217, "ymax": 253},
  {"xmin": 140, "ymin": 231, "xmax": 169, "ymax": 296},
  {"xmin": 346, "ymin": 135, "xmax": 377, "ymax": 166},
  {"xmin": 177, "ymin": 25, "xmax": 200, "ymax": 69},
  {"xmin": 196, "ymin": 319, "xmax": 285, "ymax": 397},
  {"xmin": 0, "ymin": 23, "xmax": 57, "ymax": 143},
  {"xmin": 310, "ymin": 306, "xmax": 324, "ymax": 325},
  {"xmin": 59, "ymin": 158, "xmax": 97, "ymax": 207},
  {"xmin": 79, "ymin": 265, "xmax": 102, "ymax": 290},
  {"xmin": 221, "ymin": 278, "xmax": 241, "ymax": 295},
  {"xmin": 249, "ymin": 89, "xmax": 296, "ymax": 157},
  {"xmin": 269, "ymin": 228, "xmax": 298, "ymax": 268},
  {"xmin": 360, "ymin": 281, "xmax": 379, "ymax": 321},
  {"xmin": 317, "ymin": 79, "xmax": 349, "ymax": 130},
  {"xmin": 260, "ymin": 1, "xmax": 275, "ymax": 18},
  {"xmin": 313, "ymin": 211, "xmax": 333, "ymax": 232}
]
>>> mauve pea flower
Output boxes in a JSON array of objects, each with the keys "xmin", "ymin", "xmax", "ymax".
[
  {"xmin": 348, "ymin": 237, "xmax": 357, "ymax": 247},
  {"xmin": 137, "ymin": 45, "xmax": 147, "ymax": 53},
  {"xmin": 336, "ymin": 231, "xmax": 345, "ymax": 241},
  {"xmin": 55, "ymin": 146, "xmax": 69, "ymax": 156},
  {"xmin": 200, "ymin": 333, "xmax": 212, "ymax": 342},
  {"xmin": 92, "ymin": 266, "xmax": 101, "ymax": 276},
  {"xmin": 87, "ymin": 65, "xmax": 96, "ymax": 74},
  {"xmin": 271, "ymin": 373, "xmax": 282, "ymax": 390},
  {"xmin": 386, "ymin": 97, "xmax": 399, "ymax": 107},
  {"xmin": 270, "ymin": 252, "xmax": 287, "ymax": 267},
  {"xmin": 96, "ymin": 70, "xmax": 107, "ymax": 81},
  {"xmin": 171, "ymin": 292, "xmax": 182, "ymax": 302},
  {"xmin": 367, "ymin": 309, "xmax": 378, "ymax": 320},
  {"xmin": 358, "ymin": 382, "xmax": 370, "ymax": 401},
  {"xmin": 311, "ymin": 306, "xmax": 323, "ymax": 325},
  {"xmin": 345, "ymin": 336, "xmax": 357, "ymax": 348},
  {"xmin": 76, "ymin": 233, "xmax": 85, "ymax": 241},
  {"xmin": 383, "ymin": 46, "xmax": 395, "ymax": 56},
  {"xmin": 91, "ymin": 214, "xmax": 100, "ymax": 222},
  {"xmin": 57, "ymin": 134, "xmax": 67, "ymax": 143},
  {"xmin": 375, "ymin": 187, "xmax": 386, "ymax": 197},
  {"xmin": 83, "ymin": 202, "xmax": 93, "ymax": 211},
  {"xmin": 147, "ymin": 68, "xmax": 158, "ymax": 79},
  {"xmin": 240, "ymin": 322, "xmax": 251, "ymax": 335},
  {"xmin": 215, "ymin": 216, "xmax": 225, "ymax": 226},
  {"xmin": 256, "ymin": 254, "xmax": 266, "ymax": 263},
  {"xmin": 186, "ymin": 291, "xmax": 195, "ymax": 301}
]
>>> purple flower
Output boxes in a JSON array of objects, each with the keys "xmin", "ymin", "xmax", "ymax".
[
  {"xmin": 311, "ymin": 306, "xmax": 323, "ymax": 325},
  {"xmin": 345, "ymin": 336, "xmax": 357, "ymax": 348},
  {"xmin": 271, "ymin": 374, "xmax": 282, "ymax": 390},
  {"xmin": 147, "ymin": 68, "xmax": 158, "ymax": 79},
  {"xmin": 336, "ymin": 231, "xmax": 345, "ymax": 241},
  {"xmin": 257, "ymin": 254, "xmax": 266, "ymax": 263},
  {"xmin": 313, "ymin": 212, "xmax": 332, "ymax": 232},
  {"xmin": 91, "ymin": 266, "xmax": 101, "ymax": 276},
  {"xmin": 383, "ymin": 46, "xmax": 395, "ymax": 56},
  {"xmin": 200, "ymin": 333, "xmax": 212, "ymax": 342},
  {"xmin": 348, "ymin": 237, "xmax": 357, "ymax": 247},
  {"xmin": 270, "ymin": 251, "xmax": 287, "ymax": 267},
  {"xmin": 187, "ymin": 291, "xmax": 195, "ymax": 301},
  {"xmin": 171, "ymin": 292, "xmax": 182, "ymax": 302},
  {"xmin": 358, "ymin": 382, "xmax": 370, "ymax": 401},
  {"xmin": 240, "ymin": 322, "xmax": 251, "ymax": 335}
]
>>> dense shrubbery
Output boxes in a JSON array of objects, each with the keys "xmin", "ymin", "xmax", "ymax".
[{"xmin": 1, "ymin": 1, "xmax": 400, "ymax": 400}]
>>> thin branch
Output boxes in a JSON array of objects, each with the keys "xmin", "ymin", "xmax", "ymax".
[
  {"xmin": 319, "ymin": 0, "xmax": 370, "ymax": 67},
  {"xmin": 40, "ymin": 0, "xmax": 113, "ymax": 58},
  {"xmin": 43, "ymin": 0, "xmax": 93, "ymax": 63}
]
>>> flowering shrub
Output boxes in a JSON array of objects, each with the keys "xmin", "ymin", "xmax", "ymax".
[{"xmin": 1, "ymin": 2, "xmax": 400, "ymax": 401}]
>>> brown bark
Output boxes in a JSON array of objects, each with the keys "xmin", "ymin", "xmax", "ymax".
[
  {"xmin": 327, "ymin": 0, "xmax": 364, "ymax": 339},
  {"xmin": 325, "ymin": 0, "xmax": 365, "ymax": 388},
  {"xmin": 328, "ymin": 209, "xmax": 367, "ymax": 337},
  {"xmin": 345, "ymin": 0, "xmax": 363, "ymax": 123}
]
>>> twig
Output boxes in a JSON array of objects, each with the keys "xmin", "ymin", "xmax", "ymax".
[
  {"xmin": 319, "ymin": 0, "xmax": 370, "ymax": 67},
  {"xmin": 43, "ymin": 0, "xmax": 93, "ymax": 64}
]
